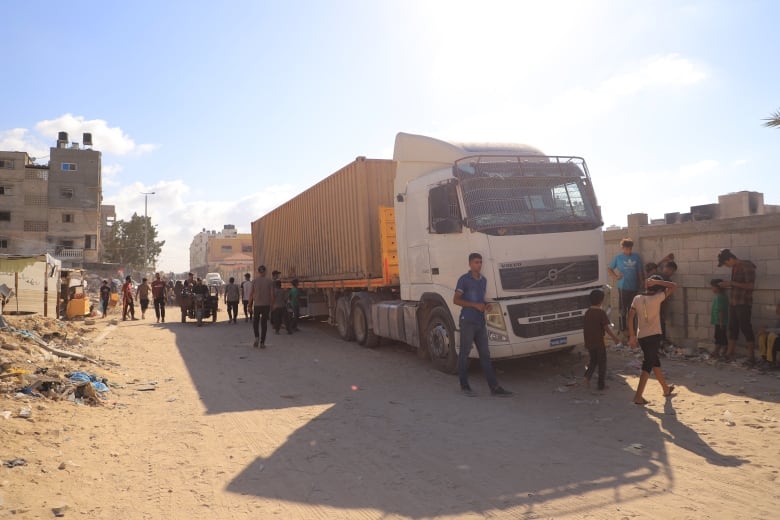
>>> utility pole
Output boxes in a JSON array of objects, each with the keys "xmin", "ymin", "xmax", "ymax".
[{"xmin": 141, "ymin": 191, "xmax": 155, "ymax": 272}]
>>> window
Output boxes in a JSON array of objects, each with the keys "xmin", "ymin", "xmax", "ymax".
[
  {"xmin": 24, "ymin": 194, "xmax": 47, "ymax": 206},
  {"xmin": 242, "ymin": 245, "xmax": 252, "ymax": 253},
  {"xmin": 428, "ymin": 182, "xmax": 462, "ymax": 234},
  {"xmin": 61, "ymin": 163, "xmax": 78, "ymax": 171},
  {"xmin": 0, "ymin": 185, "xmax": 12, "ymax": 196},
  {"xmin": 0, "ymin": 159, "xmax": 14, "ymax": 169},
  {"xmin": 221, "ymin": 245, "xmax": 233, "ymax": 253},
  {"xmin": 25, "ymin": 169, "xmax": 48, "ymax": 181},
  {"xmin": 24, "ymin": 221, "xmax": 48, "ymax": 232},
  {"xmin": 0, "ymin": 211, "xmax": 10, "ymax": 222},
  {"xmin": 84, "ymin": 234, "xmax": 97, "ymax": 250},
  {"xmin": 0, "ymin": 238, "xmax": 7, "ymax": 249},
  {"xmin": 60, "ymin": 240, "xmax": 74, "ymax": 248},
  {"xmin": 61, "ymin": 187, "xmax": 74, "ymax": 199},
  {"xmin": 62, "ymin": 213, "xmax": 75, "ymax": 223}
]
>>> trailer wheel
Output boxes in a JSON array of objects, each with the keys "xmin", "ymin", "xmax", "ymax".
[
  {"xmin": 335, "ymin": 297, "xmax": 355, "ymax": 341},
  {"xmin": 425, "ymin": 307, "xmax": 457, "ymax": 374},
  {"xmin": 352, "ymin": 300, "xmax": 379, "ymax": 348}
]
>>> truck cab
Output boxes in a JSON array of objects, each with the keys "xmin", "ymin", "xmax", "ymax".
[{"xmin": 383, "ymin": 133, "xmax": 606, "ymax": 371}]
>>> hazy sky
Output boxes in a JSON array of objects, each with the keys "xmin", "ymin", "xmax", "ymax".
[{"xmin": 3, "ymin": 0, "xmax": 779, "ymax": 271}]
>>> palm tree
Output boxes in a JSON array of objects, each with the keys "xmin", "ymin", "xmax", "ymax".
[{"xmin": 764, "ymin": 108, "xmax": 780, "ymax": 128}]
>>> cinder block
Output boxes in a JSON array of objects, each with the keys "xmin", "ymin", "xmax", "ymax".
[
  {"xmin": 698, "ymin": 247, "xmax": 722, "ymax": 262},
  {"xmin": 751, "ymin": 245, "xmax": 779, "ymax": 261},
  {"xmin": 676, "ymin": 248, "xmax": 700, "ymax": 261},
  {"xmin": 688, "ymin": 260, "xmax": 715, "ymax": 275},
  {"xmin": 706, "ymin": 233, "xmax": 732, "ymax": 248},
  {"xmin": 757, "ymin": 229, "xmax": 780, "ymax": 245},
  {"xmin": 687, "ymin": 301, "xmax": 709, "ymax": 315},
  {"xmin": 730, "ymin": 232, "xmax": 759, "ymax": 247},
  {"xmin": 766, "ymin": 260, "xmax": 780, "ymax": 275},
  {"xmin": 677, "ymin": 274, "xmax": 708, "ymax": 288},
  {"xmin": 752, "ymin": 291, "xmax": 778, "ymax": 305},
  {"xmin": 690, "ymin": 235, "xmax": 709, "ymax": 248}
]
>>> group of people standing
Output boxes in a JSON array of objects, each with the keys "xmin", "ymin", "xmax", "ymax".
[
  {"xmin": 220, "ymin": 266, "xmax": 301, "ymax": 348},
  {"xmin": 589, "ymin": 237, "xmax": 774, "ymax": 405},
  {"xmin": 99, "ymin": 273, "xmax": 171, "ymax": 322}
]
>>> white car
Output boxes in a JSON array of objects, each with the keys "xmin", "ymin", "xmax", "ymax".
[{"xmin": 205, "ymin": 273, "xmax": 224, "ymax": 287}]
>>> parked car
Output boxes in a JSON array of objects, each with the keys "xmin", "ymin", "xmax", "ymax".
[{"xmin": 205, "ymin": 273, "xmax": 224, "ymax": 287}]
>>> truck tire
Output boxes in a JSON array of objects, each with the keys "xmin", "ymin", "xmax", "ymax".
[
  {"xmin": 335, "ymin": 297, "xmax": 355, "ymax": 341},
  {"xmin": 352, "ymin": 300, "xmax": 379, "ymax": 348},
  {"xmin": 425, "ymin": 307, "xmax": 457, "ymax": 374}
]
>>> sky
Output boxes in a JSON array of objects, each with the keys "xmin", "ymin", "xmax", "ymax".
[{"xmin": 2, "ymin": 0, "xmax": 779, "ymax": 272}]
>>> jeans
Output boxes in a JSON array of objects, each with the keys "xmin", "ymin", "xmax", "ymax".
[
  {"xmin": 242, "ymin": 300, "xmax": 251, "ymax": 319},
  {"xmin": 101, "ymin": 299, "xmax": 108, "ymax": 317},
  {"xmin": 252, "ymin": 305, "xmax": 270, "ymax": 342},
  {"xmin": 154, "ymin": 297, "xmax": 166, "ymax": 320},
  {"xmin": 618, "ymin": 289, "xmax": 638, "ymax": 333},
  {"xmin": 458, "ymin": 318, "xmax": 498, "ymax": 390}
]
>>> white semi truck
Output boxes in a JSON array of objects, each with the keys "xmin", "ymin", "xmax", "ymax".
[{"xmin": 252, "ymin": 133, "xmax": 606, "ymax": 372}]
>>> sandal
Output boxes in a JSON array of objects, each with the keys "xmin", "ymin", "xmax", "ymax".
[
  {"xmin": 663, "ymin": 385, "xmax": 676, "ymax": 397},
  {"xmin": 633, "ymin": 399, "xmax": 649, "ymax": 405}
]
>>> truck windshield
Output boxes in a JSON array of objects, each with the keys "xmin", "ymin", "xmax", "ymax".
[{"xmin": 453, "ymin": 156, "xmax": 602, "ymax": 235}]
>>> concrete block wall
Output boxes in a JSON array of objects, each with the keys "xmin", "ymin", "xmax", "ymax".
[{"xmin": 604, "ymin": 212, "xmax": 780, "ymax": 345}]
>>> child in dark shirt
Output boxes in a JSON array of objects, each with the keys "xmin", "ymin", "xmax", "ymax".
[{"xmin": 583, "ymin": 289, "xmax": 621, "ymax": 390}]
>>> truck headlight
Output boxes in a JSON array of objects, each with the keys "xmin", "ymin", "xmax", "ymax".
[{"xmin": 485, "ymin": 303, "xmax": 507, "ymax": 331}]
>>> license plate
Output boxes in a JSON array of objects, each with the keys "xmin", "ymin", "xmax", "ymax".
[{"xmin": 550, "ymin": 336, "xmax": 568, "ymax": 347}]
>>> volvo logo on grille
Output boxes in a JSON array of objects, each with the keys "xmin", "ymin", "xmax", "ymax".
[{"xmin": 548, "ymin": 268, "xmax": 559, "ymax": 281}]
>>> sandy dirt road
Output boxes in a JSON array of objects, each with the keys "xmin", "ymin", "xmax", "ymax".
[{"xmin": 2, "ymin": 312, "xmax": 779, "ymax": 519}]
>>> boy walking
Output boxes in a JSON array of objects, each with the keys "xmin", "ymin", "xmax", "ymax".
[
  {"xmin": 454, "ymin": 253, "xmax": 512, "ymax": 397},
  {"xmin": 248, "ymin": 266, "xmax": 274, "ymax": 348},
  {"xmin": 583, "ymin": 289, "xmax": 620, "ymax": 390},
  {"xmin": 121, "ymin": 276, "xmax": 136, "ymax": 321},
  {"xmin": 241, "ymin": 273, "xmax": 253, "ymax": 322},
  {"xmin": 151, "ymin": 273, "xmax": 167, "ymax": 323},
  {"xmin": 224, "ymin": 276, "xmax": 241, "ymax": 323},
  {"xmin": 709, "ymin": 279, "xmax": 729, "ymax": 359},
  {"xmin": 99, "ymin": 280, "xmax": 111, "ymax": 318},
  {"xmin": 628, "ymin": 275, "xmax": 676, "ymax": 404}
]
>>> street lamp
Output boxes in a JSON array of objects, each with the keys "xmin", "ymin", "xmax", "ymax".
[{"xmin": 141, "ymin": 191, "xmax": 155, "ymax": 271}]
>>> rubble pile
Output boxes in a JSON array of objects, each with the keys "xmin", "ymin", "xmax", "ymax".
[{"xmin": 0, "ymin": 315, "xmax": 112, "ymax": 405}]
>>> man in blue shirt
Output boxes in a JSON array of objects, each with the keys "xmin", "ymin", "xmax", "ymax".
[
  {"xmin": 608, "ymin": 238, "xmax": 644, "ymax": 338},
  {"xmin": 454, "ymin": 253, "xmax": 512, "ymax": 397}
]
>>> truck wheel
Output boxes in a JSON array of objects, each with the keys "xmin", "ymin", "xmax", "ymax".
[
  {"xmin": 352, "ymin": 300, "xmax": 379, "ymax": 348},
  {"xmin": 335, "ymin": 297, "xmax": 355, "ymax": 341},
  {"xmin": 425, "ymin": 307, "xmax": 457, "ymax": 374}
]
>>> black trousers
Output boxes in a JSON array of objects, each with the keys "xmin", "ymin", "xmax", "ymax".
[
  {"xmin": 252, "ymin": 305, "xmax": 270, "ymax": 342},
  {"xmin": 584, "ymin": 346, "xmax": 607, "ymax": 389},
  {"xmin": 154, "ymin": 297, "xmax": 166, "ymax": 320},
  {"xmin": 226, "ymin": 301, "xmax": 239, "ymax": 321}
]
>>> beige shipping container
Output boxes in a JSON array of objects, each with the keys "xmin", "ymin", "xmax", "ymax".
[{"xmin": 251, "ymin": 158, "xmax": 396, "ymax": 287}]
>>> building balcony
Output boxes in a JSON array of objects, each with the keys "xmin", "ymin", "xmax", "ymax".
[{"xmin": 49, "ymin": 248, "xmax": 84, "ymax": 259}]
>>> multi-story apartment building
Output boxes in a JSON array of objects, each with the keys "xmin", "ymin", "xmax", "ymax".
[
  {"xmin": 189, "ymin": 224, "xmax": 253, "ymax": 279},
  {"xmin": 0, "ymin": 132, "xmax": 103, "ymax": 266}
]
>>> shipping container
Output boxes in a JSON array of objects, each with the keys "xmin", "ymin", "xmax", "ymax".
[{"xmin": 251, "ymin": 158, "xmax": 396, "ymax": 287}]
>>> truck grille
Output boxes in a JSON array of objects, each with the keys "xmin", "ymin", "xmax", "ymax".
[
  {"xmin": 499, "ymin": 255, "xmax": 599, "ymax": 291},
  {"xmin": 507, "ymin": 294, "xmax": 591, "ymax": 338}
]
